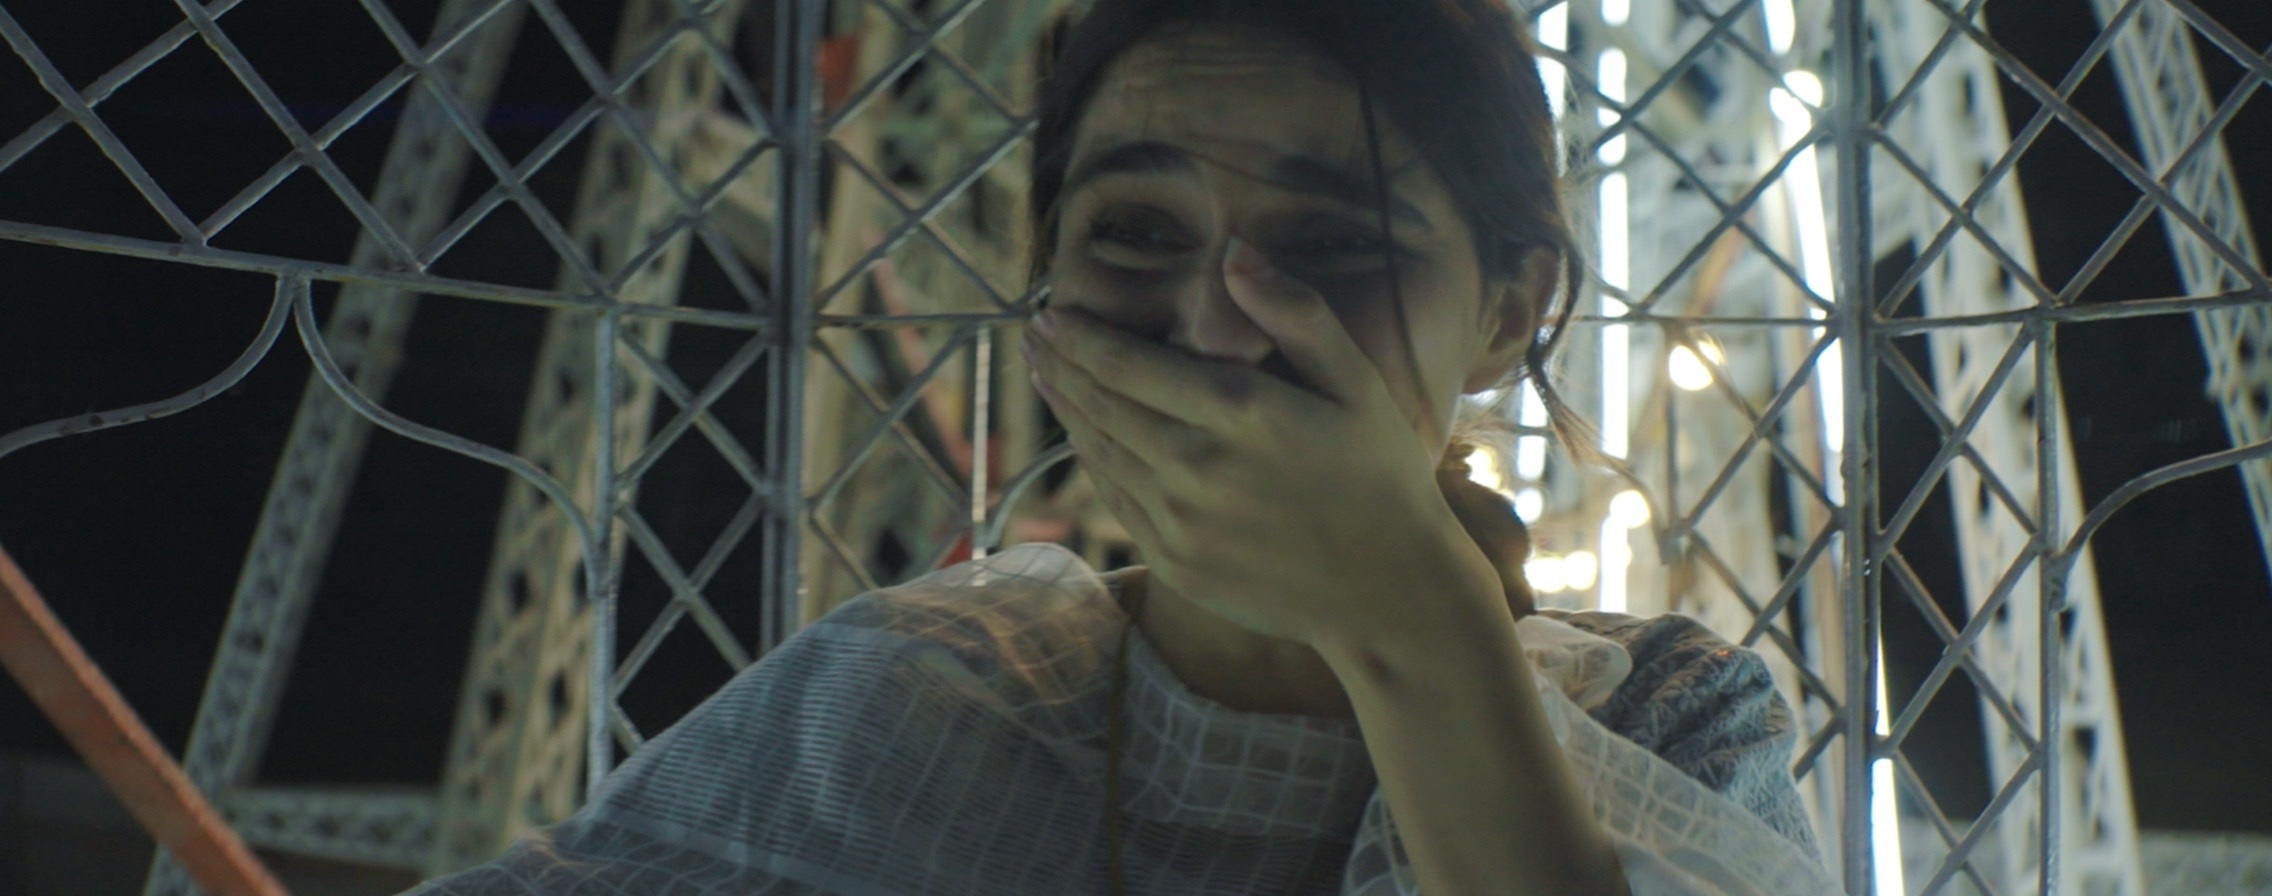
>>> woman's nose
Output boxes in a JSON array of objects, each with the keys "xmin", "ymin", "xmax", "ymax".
[{"xmin": 1166, "ymin": 248, "xmax": 1275, "ymax": 364}]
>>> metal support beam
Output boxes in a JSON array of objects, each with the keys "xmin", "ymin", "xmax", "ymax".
[
  {"xmin": 1868, "ymin": 1, "xmax": 2142, "ymax": 891},
  {"xmin": 429, "ymin": 0, "xmax": 749, "ymax": 873},
  {"xmin": 1832, "ymin": 1, "xmax": 1880, "ymax": 890},
  {"xmin": 771, "ymin": 0, "xmax": 824, "ymax": 649},
  {"xmin": 219, "ymin": 787, "xmax": 439, "ymax": 870},
  {"xmin": 2087, "ymin": 0, "xmax": 2272, "ymax": 586},
  {"xmin": 144, "ymin": 3, "xmax": 525, "ymax": 891}
]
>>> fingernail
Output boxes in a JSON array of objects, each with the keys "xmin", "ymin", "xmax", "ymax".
[
  {"xmin": 1224, "ymin": 236, "xmax": 1272, "ymax": 280},
  {"xmin": 1032, "ymin": 309, "xmax": 1059, "ymax": 340}
]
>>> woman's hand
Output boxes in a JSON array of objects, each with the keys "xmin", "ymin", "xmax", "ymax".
[{"xmin": 1022, "ymin": 239, "xmax": 1503, "ymax": 651}]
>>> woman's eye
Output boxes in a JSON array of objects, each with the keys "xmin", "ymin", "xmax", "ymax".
[
  {"xmin": 1286, "ymin": 231, "xmax": 1389, "ymax": 258},
  {"xmin": 1273, "ymin": 225, "xmax": 1405, "ymax": 273},
  {"xmin": 1086, "ymin": 216, "xmax": 1193, "ymax": 254}
]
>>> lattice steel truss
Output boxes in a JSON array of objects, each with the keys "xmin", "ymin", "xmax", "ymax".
[{"xmin": 2, "ymin": 0, "xmax": 2265, "ymax": 894}]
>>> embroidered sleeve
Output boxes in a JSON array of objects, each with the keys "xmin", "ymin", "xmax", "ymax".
[{"xmin": 1564, "ymin": 612, "xmax": 1822, "ymax": 859}]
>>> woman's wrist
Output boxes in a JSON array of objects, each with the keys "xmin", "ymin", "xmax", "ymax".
[
  {"xmin": 1309, "ymin": 529, "xmax": 1520, "ymax": 688},
  {"xmin": 1311, "ymin": 541, "xmax": 1629, "ymax": 896},
  {"xmin": 1308, "ymin": 511, "xmax": 1517, "ymax": 673}
]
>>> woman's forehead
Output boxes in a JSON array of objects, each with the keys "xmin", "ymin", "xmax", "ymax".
[{"xmin": 1072, "ymin": 26, "xmax": 1425, "ymax": 180}]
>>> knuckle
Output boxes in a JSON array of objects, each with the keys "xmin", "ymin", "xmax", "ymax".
[
  {"xmin": 1160, "ymin": 488, "xmax": 1202, "ymax": 521},
  {"xmin": 1181, "ymin": 435, "xmax": 1231, "ymax": 469},
  {"xmin": 1085, "ymin": 341, "xmax": 1127, "ymax": 381},
  {"xmin": 1207, "ymin": 369, "xmax": 1256, "ymax": 409}
]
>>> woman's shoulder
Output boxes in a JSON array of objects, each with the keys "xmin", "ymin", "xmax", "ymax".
[
  {"xmin": 1537, "ymin": 608, "xmax": 1764, "ymax": 674},
  {"xmin": 504, "ymin": 546, "xmax": 1127, "ymax": 895},
  {"xmin": 612, "ymin": 544, "xmax": 1128, "ymax": 796},
  {"xmin": 797, "ymin": 542, "xmax": 1131, "ymax": 708},
  {"xmin": 1535, "ymin": 608, "xmax": 1795, "ymax": 779},
  {"xmin": 1537, "ymin": 608, "xmax": 1821, "ymax": 856},
  {"xmin": 818, "ymin": 542, "xmax": 1125, "ymax": 644}
]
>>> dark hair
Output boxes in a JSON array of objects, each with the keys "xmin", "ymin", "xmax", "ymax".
[
  {"xmin": 1027, "ymin": 0, "xmax": 1597, "ymax": 611},
  {"xmin": 1036, "ymin": 0, "xmax": 1599, "ymax": 448}
]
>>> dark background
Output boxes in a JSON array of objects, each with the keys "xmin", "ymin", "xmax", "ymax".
[{"xmin": 0, "ymin": 0, "xmax": 2266, "ymax": 853}]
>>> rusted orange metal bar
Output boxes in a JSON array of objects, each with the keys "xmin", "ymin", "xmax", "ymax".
[{"xmin": 0, "ymin": 541, "xmax": 287, "ymax": 896}]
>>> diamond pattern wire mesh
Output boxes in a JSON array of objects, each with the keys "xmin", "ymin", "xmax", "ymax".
[
  {"xmin": 1533, "ymin": 0, "xmax": 2262, "ymax": 894},
  {"xmin": 2, "ymin": 0, "xmax": 2266, "ymax": 893},
  {"xmin": 795, "ymin": 0, "xmax": 1063, "ymax": 635},
  {"xmin": 1539, "ymin": 0, "xmax": 1867, "ymax": 881}
]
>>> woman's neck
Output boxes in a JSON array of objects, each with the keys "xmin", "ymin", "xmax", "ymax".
[{"xmin": 1124, "ymin": 567, "xmax": 1359, "ymax": 719}]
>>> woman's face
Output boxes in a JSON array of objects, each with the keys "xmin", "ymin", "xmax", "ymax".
[{"xmin": 1047, "ymin": 25, "xmax": 1542, "ymax": 458}]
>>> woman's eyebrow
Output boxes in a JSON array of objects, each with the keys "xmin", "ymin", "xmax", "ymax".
[
  {"xmin": 1063, "ymin": 140, "xmax": 1197, "ymax": 195},
  {"xmin": 1064, "ymin": 139, "xmax": 1434, "ymax": 231},
  {"xmin": 1264, "ymin": 155, "xmax": 1433, "ymax": 230}
]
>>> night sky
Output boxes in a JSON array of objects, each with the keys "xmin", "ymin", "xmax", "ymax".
[{"xmin": 1, "ymin": 0, "xmax": 2267, "ymax": 850}]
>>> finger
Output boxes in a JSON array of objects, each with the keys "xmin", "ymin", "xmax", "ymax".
[
  {"xmin": 1031, "ymin": 347, "xmax": 1157, "ymax": 486},
  {"xmin": 1026, "ymin": 327, "xmax": 1192, "ymax": 467},
  {"xmin": 1052, "ymin": 401, "xmax": 1167, "ymax": 557},
  {"xmin": 1031, "ymin": 305, "xmax": 1279, "ymax": 431},
  {"xmin": 1081, "ymin": 463, "xmax": 1165, "ymax": 565},
  {"xmin": 1220, "ymin": 237, "xmax": 1391, "ymax": 409}
]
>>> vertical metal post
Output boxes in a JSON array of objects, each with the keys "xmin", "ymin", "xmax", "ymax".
[
  {"xmin": 587, "ymin": 310, "xmax": 621, "ymax": 797},
  {"xmin": 970, "ymin": 329, "xmax": 994, "ymax": 562},
  {"xmin": 1860, "ymin": 0, "xmax": 2142, "ymax": 888},
  {"xmin": 2035, "ymin": 312, "xmax": 2062, "ymax": 896},
  {"xmin": 1832, "ymin": 0, "xmax": 1876, "ymax": 890},
  {"xmin": 765, "ymin": 0, "xmax": 822, "ymax": 650}
]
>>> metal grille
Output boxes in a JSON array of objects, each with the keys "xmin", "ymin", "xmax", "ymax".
[{"xmin": 1, "ymin": 1, "xmax": 2265, "ymax": 893}]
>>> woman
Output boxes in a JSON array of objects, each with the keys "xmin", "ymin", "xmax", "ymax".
[{"xmin": 406, "ymin": 0, "xmax": 1840, "ymax": 893}]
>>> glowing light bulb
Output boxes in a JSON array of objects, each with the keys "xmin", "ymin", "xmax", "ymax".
[
  {"xmin": 1562, "ymin": 550, "xmax": 1599, "ymax": 591},
  {"xmin": 1465, "ymin": 447, "xmax": 1504, "ymax": 491},
  {"xmin": 1515, "ymin": 487, "xmax": 1545, "ymax": 522},
  {"xmin": 1609, "ymin": 489, "xmax": 1652, "ymax": 528},
  {"xmin": 1526, "ymin": 554, "xmax": 1570, "ymax": 593},
  {"xmin": 1785, "ymin": 70, "xmax": 1826, "ymax": 107},
  {"xmin": 1668, "ymin": 339, "xmax": 1726, "ymax": 391},
  {"xmin": 1769, "ymin": 87, "xmax": 1813, "ymax": 130},
  {"xmin": 1669, "ymin": 346, "xmax": 1711, "ymax": 391}
]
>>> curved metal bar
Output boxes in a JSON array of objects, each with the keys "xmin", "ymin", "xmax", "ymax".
[
  {"xmin": 0, "ymin": 279, "xmax": 292, "ymax": 463},
  {"xmin": 287, "ymin": 274, "xmax": 601, "ymax": 570},
  {"xmin": 2057, "ymin": 433, "xmax": 2272, "ymax": 566},
  {"xmin": 0, "ymin": 218, "xmax": 770, "ymax": 332},
  {"xmin": 974, "ymin": 442, "xmax": 1077, "ymax": 553}
]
